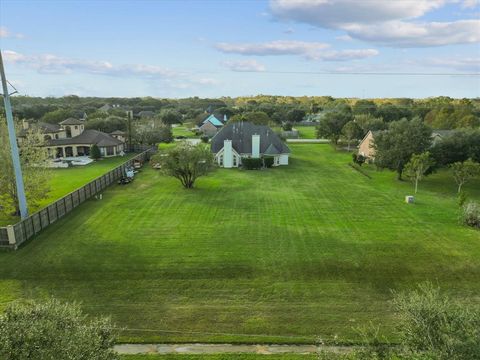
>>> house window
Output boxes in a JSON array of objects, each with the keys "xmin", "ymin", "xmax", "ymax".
[
  {"xmin": 106, "ymin": 146, "xmax": 114, "ymax": 156},
  {"xmin": 233, "ymin": 155, "xmax": 237, "ymax": 167},
  {"xmin": 219, "ymin": 155, "xmax": 224, "ymax": 166},
  {"xmin": 75, "ymin": 126, "xmax": 78, "ymax": 130}
]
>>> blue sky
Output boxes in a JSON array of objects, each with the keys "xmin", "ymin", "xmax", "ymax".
[{"xmin": 1, "ymin": 0, "xmax": 479, "ymax": 98}]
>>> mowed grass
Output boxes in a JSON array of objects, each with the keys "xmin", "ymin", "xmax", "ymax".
[
  {"xmin": 173, "ymin": 124, "xmax": 198, "ymax": 138},
  {"xmin": 0, "ymin": 145, "xmax": 479, "ymax": 344},
  {"xmin": 121, "ymin": 355, "xmax": 316, "ymax": 360},
  {"xmin": 296, "ymin": 126, "xmax": 316, "ymax": 139},
  {"xmin": 0, "ymin": 155, "xmax": 136, "ymax": 226}
]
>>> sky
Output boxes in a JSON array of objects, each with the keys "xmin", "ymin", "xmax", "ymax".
[{"xmin": 0, "ymin": 0, "xmax": 479, "ymax": 98}]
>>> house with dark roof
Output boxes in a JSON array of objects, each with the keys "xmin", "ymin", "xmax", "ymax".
[
  {"xmin": 199, "ymin": 114, "xmax": 227, "ymax": 137},
  {"xmin": 211, "ymin": 122, "xmax": 290, "ymax": 168}
]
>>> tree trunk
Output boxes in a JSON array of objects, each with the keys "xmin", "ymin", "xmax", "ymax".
[
  {"xmin": 458, "ymin": 183, "xmax": 463, "ymax": 193},
  {"xmin": 415, "ymin": 178, "xmax": 418, "ymax": 194}
]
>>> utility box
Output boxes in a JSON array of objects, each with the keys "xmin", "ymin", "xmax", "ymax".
[{"xmin": 405, "ymin": 195, "xmax": 414, "ymax": 204}]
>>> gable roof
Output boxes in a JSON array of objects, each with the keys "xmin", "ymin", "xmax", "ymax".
[
  {"xmin": 202, "ymin": 114, "xmax": 224, "ymax": 127},
  {"xmin": 60, "ymin": 118, "xmax": 85, "ymax": 125},
  {"xmin": 211, "ymin": 122, "xmax": 290, "ymax": 154},
  {"xmin": 264, "ymin": 143, "xmax": 280, "ymax": 155},
  {"xmin": 48, "ymin": 129, "xmax": 123, "ymax": 147}
]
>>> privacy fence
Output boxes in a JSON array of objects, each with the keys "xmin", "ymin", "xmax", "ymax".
[{"xmin": 0, "ymin": 147, "xmax": 155, "ymax": 250}]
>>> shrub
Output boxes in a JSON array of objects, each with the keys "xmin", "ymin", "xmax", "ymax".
[
  {"xmin": 90, "ymin": 144, "xmax": 101, "ymax": 160},
  {"xmin": 282, "ymin": 121, "xmax": 293, "ymax": 131},
  {"xmin": 352, "ymin": 153, "xmax": 366, "ymax": 166},
  {"xmin": 200, "ymin": 135, "xmax": 209, "ymax": 143},
  {"xmin": 461, "ymin": 201, "xmax": 480, "ymax": 229},
  {"xmin": 242, "ymin": 157, "xmax": 263, "ymax": 170},
  {"xmin": 263, "ymin": 156, "xmax": 274, "ymax": 168}
]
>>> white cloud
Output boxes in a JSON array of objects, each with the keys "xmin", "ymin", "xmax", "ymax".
[
  {"xmin": 215, "ymin": 40, "xmax": 378, "ymax": 61},
  {"xmin": 0, "ymin": 26, "xmax": 24, "ymax": 39},
  {"xmin": 418, "ymin": 57, "xmax": 480, "ymax": 72},
  {"xmin": 3, "ymin": 50, "xmax": 177, "ymax": 78},
  {"xmin": 336, "ymin": 34, "xmax": 353, "ymax": 41},
  {"xmin": 269, "ymin": 0, "xmax": 480, "ymax": 47},
  {"xmin": 215, "ymin": 40, "xmax": 329, "ymax": 56},
  {"xmin": 461, "ymin": 0, "xmax": 479, "ymax": 9},
  {"xmin": 222, "ymin": 59, "xmax": 267, "ymax": 72}
]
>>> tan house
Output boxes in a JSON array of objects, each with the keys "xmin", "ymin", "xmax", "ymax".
[
  {"xmin": 358, "ymin": 130, "xmax": 377, "ymax": 159},
  {"xmin": 19, "ymin": 119, "xmax": 125, "ymax": 158},
  {"xmin": 110, "ymin": 130, "xmax": 127, "ymax": 142}
]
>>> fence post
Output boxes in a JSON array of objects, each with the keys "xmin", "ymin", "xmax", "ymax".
[{"xmin": 6, "ymin": 225, "xmax": 16, "ymax": 245}]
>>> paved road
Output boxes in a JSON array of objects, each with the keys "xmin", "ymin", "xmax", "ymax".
[{"xmin": 114, "ymin": 343, "xmax": 353, "ymax": 355}]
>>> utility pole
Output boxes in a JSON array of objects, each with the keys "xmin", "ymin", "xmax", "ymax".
[{"xmin": 0, "ymin": 50, "xmax": 28, "ymax": 219}]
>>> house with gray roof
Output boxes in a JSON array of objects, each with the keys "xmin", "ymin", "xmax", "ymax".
[
  {"xmin": 199, "ymin": 114, "xmax": 227, "ymax": 137},
  {"xmin": 211, "ymin": 122, "xmax": 290, "ymax": 168}
]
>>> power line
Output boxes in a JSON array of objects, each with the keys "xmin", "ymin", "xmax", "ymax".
[{"xmin": 230, "ymin": 70, "xmax": 480, "ymax": 76}]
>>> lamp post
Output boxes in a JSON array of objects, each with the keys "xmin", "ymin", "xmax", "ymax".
[{"xmin": 0, "ymin": 50, "xmax": 28, "ymax": 219}]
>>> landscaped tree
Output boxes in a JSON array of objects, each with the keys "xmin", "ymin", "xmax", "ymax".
[
  {"xmin": 228, "ymin": 111, "xmax": 271, "ymax": 126},
  {"xmin": 160, "ymin": 109, "xmax": 182, "ymax": 125},
  {"xmin": 374, "ymin": 118, "xmax": 432, "ymax": 180},
  {"xmin": 403, "ymin": 152, "xmax": 435, "ymax": 193},
  {"xmin": 286, "ymin": 108, "xmax": 306, "ymax": 123},
  {"xmin": 151, "ymin": 143, "xmax": 214, "ymax": 188},
  {"xmin": 316, "ymin": 110, "xmax": 353, "ymax": 145},
  {"xmin": 353, "ymin": 99, "xmax": 377, "ymax": 116},
  {"xmin": 450, "ymin": 158, "xmax": 480, "ymax": 193},
  {"xmin": 134, "ymin": 124, "xmax": 173, "ymax": 145},
  {"xmin": 90, "ymin": 144, "xmax": 102, "ymax": 160},
  {"xmin": 342, "ymin": 120, "xmax": 363, "ymax": 151},
  {"xmin": 0, "ymin": 119, "xmax": 51, "ymax": 216},
  {"xmin": 0, "ymin": 298, "xmax": 118, "ymax": 360}
]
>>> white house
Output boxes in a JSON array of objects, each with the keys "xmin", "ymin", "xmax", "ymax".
[{"xmin": 211, "ymin": 122, "xmax": 290, "ymax": 168}]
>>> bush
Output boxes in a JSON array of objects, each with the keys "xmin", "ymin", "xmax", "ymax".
[
  {"xmin": 263, "ymin": 156, "xmax": 274, "ymax": 168},
  {"xmin": 90, "ymin": 144, "xmax": 101, "ymax": 160},
  {"xmin": 352, "ymin": 153, "xmax": 366, "ymax": 166},
  {"xmin": 282, "ymin": 121, "xmax": 293, "ymax": 131},
  {"xmin": 200, "ymin": 135, "xmax": 209, "ymax": 143},
  {"xmin": 242, "ymin": 157, "xmax": 263, "ymax": 170},
  {"xmin": 461, "ymin": 201, "xmax": 480, "ymax": 229}
]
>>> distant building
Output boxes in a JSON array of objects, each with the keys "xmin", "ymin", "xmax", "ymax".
[
  {"xmin": 211, "ymin": 122, "xmax": 290, "ymax": 168},
  {"xmin": 110, "ymin": 129, "xmax": 127, "ymax": 143},
  {"xmin": 137, "ymin": 110, "xmax": 155, "ymax": 119},
  {"xmin": 199, "ymin": 114, "xmax": 226, "ymax": 137}
]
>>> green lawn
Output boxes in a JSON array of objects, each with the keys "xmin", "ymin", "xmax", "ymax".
[
  {"xmin": 296, "ymin": 126, "xmax": 316, "ymax": 139},
  {"xmin": 0, "ymin": 145, "xmax": 479, "ymax": 345},
  {"xmin": 173, "ymin": 124, "xmax": 198, "ymax": 138},
  {"xmin": 0, "ymin": 155, "xmax": 136, "ymax": 226}
]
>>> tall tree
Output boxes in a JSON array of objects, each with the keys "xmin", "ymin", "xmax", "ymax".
[
  {"xmin": 353, "ymin": 99, "xmax": 377, "ymax": 116},
  {"xmin": 0, "ymin": 299, "xmax": 118, "ymax": 360},
  {"xmin": 0, "ymin": 119, "xmax": 51, "ymax": 216},
  {"xmin": 374, "ymin": 118, "xmax": 432, "ymax": 180},
  {"xmin": 151, "ymin": 143, "xmax": 214, "ymax": 188},
  {"xmin": 160, "ymin": 109, "xmax": 182, "ymax": 125},
  {"xmin": 342, "ymin": 120, "xmax": 363, "ymax": 151},
  {"xmin": 404, "ymin": 152, "xmax": 435, "ymax": 193},
  {"xmin": 450, "ymin": 158, "xmax": 480, "ymax": 193},
  {"xmin": 316, "ymin": 110, "xmax": 353, "ymax": 145}
]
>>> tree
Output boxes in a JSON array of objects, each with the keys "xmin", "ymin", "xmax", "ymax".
[
  {"xmin": 316, "ymin": 110, "xmax": 353, "ymax": 145},
  {"xmin": 450, "ymin": 158, "xmax": 480, "ymax": 193},
  {"xmin": 0, "ymin": 298, "xmax": 118, "ymax": 360},
  {"xmin": 228, "ymin": 111, "xmax": 271, "ymax": 126},
  {"xmin": 404, "ymin": 152, "xmax": 435, "ymax": 193},
  {"xmin": 0, "ymin": 119, "xmax": 51, "ymax": 216},
  {"xmin": 41, "ymin": 108, "xmax": 74, "ymax": 124},
  {"xmin": 353, "ymin": 99, "xmax": 377, "ymax": 116},
  {"xmin": 286, "ymin": 109, "xmax": 306, "ymax": 123},
  {"xmin": 160, "ymin": 109, "xmax": 182, "ymax": 125},
  {"xmin": 134, "ymin": 124, "xmax": 173, "ymax": 145},
  {"xmin": 282, "ymin": 121, "xmax": 293, "ymax": 131},
  {"xmin": 374, "ymin": 118, "xmax": 432, "ymax": 180},
  {"xmin": 151, "ymin": 143, "xmax": 214, "ymax": 188},
  {"xmin": 342, "ymin": 120, "xmax": 363, "ymax": 151},
  {"xmin": 90, "ymin": 144, "xmax": 101, "ymax": 160}
]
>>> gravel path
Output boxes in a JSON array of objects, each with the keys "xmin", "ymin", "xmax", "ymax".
[{"xmin": 114, "ymin": 343, "xmax": 353, "ymax": 355}]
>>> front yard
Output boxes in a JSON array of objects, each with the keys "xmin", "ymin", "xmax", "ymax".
[{"xmin": 0, "ymin": 144, "xmax": 479, "ymax": 344}]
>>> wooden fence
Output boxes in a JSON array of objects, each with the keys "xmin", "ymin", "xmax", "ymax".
[{"xmin": 0, "ymin": 148, "xmax": 155, "ymax": 250}]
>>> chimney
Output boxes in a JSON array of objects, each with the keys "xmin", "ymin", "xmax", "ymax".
[
  {"xmin": 223, "ymin": 140, "xmax": 233, "ymax": 168},
  {"xmin": 223, "ymin": 114, "xmax": 227, "ymax": 123},
  {"xmin": 252, "ymin": 134, "xmax": 260, "ymax": 158}
]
